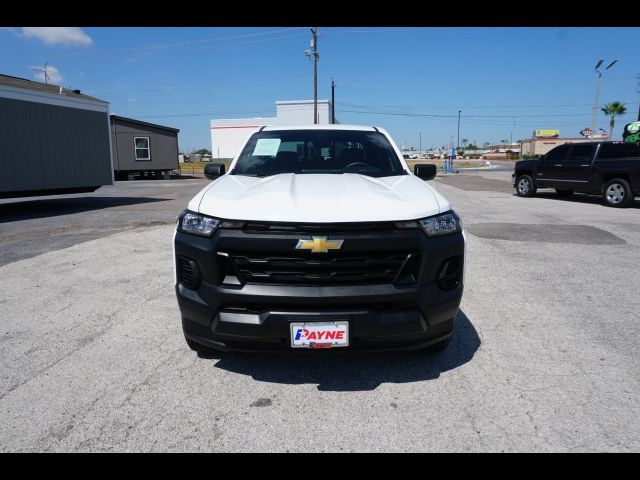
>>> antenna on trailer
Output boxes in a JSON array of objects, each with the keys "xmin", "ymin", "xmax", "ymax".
[{"xmin": 31, "ymin": 62, "xmax": 51, "ymax": 84}]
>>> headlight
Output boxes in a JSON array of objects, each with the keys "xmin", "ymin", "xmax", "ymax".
[
  {"xmin": 179, "ymin": 211, "xmax": 220, "ymax": 237},
  {"xmin": 418, "ymin": 211, "xmax": 461, "ymax": 237}
]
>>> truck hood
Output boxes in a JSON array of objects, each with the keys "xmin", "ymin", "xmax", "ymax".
[
  {"xmin": 515, "ymin": 158, "xmax": 542, "ymax": 168},
  {"xmin": 189, "ymin": 173, "xmax": 449, "ymax": 223}
]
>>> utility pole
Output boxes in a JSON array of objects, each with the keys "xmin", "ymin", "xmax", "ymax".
[
  {"xmin": 312, "ymin": 27, "xmax": 318, "ymax": 124},
  {"xmin": 419, "ymin": 132, "xmax": 422, "ymax": 159},
  {"xmin": 305, "ymin": 27, "xmax": 320, "ymax": 124},
  {"xmin": 331, "ymin": 78, "xmax": 336, "ymax": 124}
]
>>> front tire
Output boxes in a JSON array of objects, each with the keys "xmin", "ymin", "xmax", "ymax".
[
  {"xmin": 555, "ymin": 188, "xmax": 574, "ymax": 197},
  {"xmin": 515, "ymin": 174, "xmax": 536, "ymax": 197},
  {"xmin": 603, "ymin": 178, "xmax": 633, "ymax": 208}
]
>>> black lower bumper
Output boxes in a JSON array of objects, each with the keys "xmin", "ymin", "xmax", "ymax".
[
  {"xmin": 178, "ymin": 281, "xmax": 461, "ymax": 352},
  {"xmin": 175, "ymin": 226, "xmax": 465, "ymax": 353}
]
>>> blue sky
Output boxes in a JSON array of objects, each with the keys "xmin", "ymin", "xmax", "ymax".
[{"xmin": 2, "ymin": 27, "xmax": 639, "ymax": 151}]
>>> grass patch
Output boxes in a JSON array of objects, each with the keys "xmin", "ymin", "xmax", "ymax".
[
  {"xmin": 177, "ymin": 160, "xmax": 232, "ymax": 174},
  {"xmin": 177, "ymin": 159, "xmax": 491, "ymax": 175}
]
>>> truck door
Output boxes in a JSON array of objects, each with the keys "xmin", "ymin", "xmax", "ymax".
[
  {"xmin": 560, "ymin": 144, "xmax": 596, "ymax": 190},
  {"xmin": 536, "ymin": 144, "xmax": 570, "ymax": 187}
]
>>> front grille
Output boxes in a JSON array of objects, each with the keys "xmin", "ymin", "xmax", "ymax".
[
  {"xmin": 220, "ymin": 302, "xmax": 416, "ymax": 314},
  {"xmin": 178, "ymin": 256, "xmax": 200, "ymax": 289},
  {"xmin": 242, "ymin": 221, "xmax": 395, "ymax": 234},
  {"xmin": 222, "ymin": 251, "xmax": 417, "ymax": 286}
]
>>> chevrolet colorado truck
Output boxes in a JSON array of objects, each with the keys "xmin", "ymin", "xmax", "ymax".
[
  {"xmin": 174, "ymin": 125, "xmax": 465, "ymax": 354},
  {"xmin": 513, "ymin": 141, "xmax": 640, "ymax": 207}
]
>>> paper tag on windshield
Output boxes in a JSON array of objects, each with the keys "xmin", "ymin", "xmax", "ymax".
[{"xmin": 252, "ymin": 138, "xmax": 281, "ymax": 156}]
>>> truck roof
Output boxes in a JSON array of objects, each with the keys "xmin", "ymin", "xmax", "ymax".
[
  {"xmin": 571, "ymin": 141, "xmax": 630, "ymax": 146},
  {"xmin": 261, "ymin": 124, "xmax": 379, "ymax": 132}
]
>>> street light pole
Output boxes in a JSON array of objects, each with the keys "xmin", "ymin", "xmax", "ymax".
[
  {"xmin": 449, "ymin": 135, "xmax": 454, "ymax": 173},
  {"xmin": 636, "ymin": 74, "xmax": 640, "ymax": 122},
  {"xmin": 419, "ymin": 132, "xmax": 422, "ymax": 160},
  {"xmin": 591, "ymin": 59, "xmax": 618, "ymax": 137},
  {"xmin": 457, "ymin": 110, "xmax": 461, "ymax": 150},
  {"xmin": 331, "ymin": 78, "xmax": 336, "ymax": 124}
]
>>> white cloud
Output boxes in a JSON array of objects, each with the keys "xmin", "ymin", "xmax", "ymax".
[
  {"xmin": 31, "ymin": 64, "xmax": 63, "ymax": 84},
  {"xmin": 20, "ymin": 27, "xmax": 93, "ymax": 47}
]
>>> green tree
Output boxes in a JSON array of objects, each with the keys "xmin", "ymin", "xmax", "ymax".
[
  {"xmin": 601, "ymin": 102, "xmax": 627, "ymax": 139},
  {"xmin": 194, "ymin": 148, "xmax": 212, "ymax": 156}
]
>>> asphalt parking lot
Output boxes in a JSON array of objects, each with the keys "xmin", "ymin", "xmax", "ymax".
[{"xmin": 1, "ymin": 171, "xmax": 639, "ymax": 452}]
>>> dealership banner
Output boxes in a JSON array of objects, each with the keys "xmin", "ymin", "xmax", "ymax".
[{"xmin": 534, "ymin": 129, "xmax": 560, "ymax": 138}]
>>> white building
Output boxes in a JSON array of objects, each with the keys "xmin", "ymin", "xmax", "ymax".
[{"xmin": 210, "ymin": 99, "xmax": 335, "ymax": 159}]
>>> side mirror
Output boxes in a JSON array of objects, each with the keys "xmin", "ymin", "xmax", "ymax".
[
  {"xmin": 204, "ymin": 163, "xmax": 225, "ymax": 180},
  {"xmin": 414, "ymin": 163, "xmax": 437, "ymax": 181}
]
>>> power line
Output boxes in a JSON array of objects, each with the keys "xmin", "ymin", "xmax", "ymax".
[
  {"xmin": 339, "ymin": 100, "xmax": 639, "ymax": 109},
  {"xmin": 92, "ymin": 78, "xmax": 311, "ymax": 91},
  {"xmin": 338, "ymin": 108, "xmax": 635, "ymax": 127},
  {"xmin": 132, "ymin": 104, "xmax": 336, "ymax": 119},
  {"xmin": 5, "ymin": 28, "xmax": 308, "ymax": 61}
]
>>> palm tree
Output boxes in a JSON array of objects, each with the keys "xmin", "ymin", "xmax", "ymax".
[
  {"xmin": 461, "ymin": 138, "xmax": 468, "ymax": 149},
  {"xmin": 601, "ymin": 102, "xmax": 627, "ymax": 139}
]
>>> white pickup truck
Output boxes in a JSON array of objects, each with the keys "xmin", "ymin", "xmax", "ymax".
[{"xmin": 174, "ymin": 125, "xmax": 465, "ymax": 354}]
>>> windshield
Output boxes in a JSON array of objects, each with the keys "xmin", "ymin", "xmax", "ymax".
[{"xmin": 230, "ymin": 130, "xmax": 407, "ymax": 177}]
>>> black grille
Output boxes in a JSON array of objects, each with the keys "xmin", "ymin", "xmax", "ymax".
[
  {"xmin": 438, "ymin": 256, "xmax": 462, "ymax": 290},
  {"xmin": 242, "ymin": 221, "xmax": 395, "ymax": 234},
  {"xmin": 220, "ymin": 302, "xmax": 415, "ymax": 314},
  {"xmin": 223, "ymin": 251, "xmax": 416, "ymax": 286},
  {"xmin": 178, "ymin": 256, "xmax": 200, "ymax": 289}
]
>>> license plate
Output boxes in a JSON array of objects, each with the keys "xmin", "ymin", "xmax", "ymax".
[{"xmin": 290, "ymin": 321, "xmax": 349, "ymax": 349}]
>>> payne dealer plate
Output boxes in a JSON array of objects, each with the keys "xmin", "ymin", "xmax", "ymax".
[{"xmin": 290, "ymin": 321, "xmax": 349, "ymax": 349}]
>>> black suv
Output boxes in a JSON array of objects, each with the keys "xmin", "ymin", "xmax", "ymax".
[{"xmin": 513, "ymin": 141, "xmax": 640, "ymax": 207}]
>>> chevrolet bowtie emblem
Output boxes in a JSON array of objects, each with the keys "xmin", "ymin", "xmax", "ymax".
[{"xmin": 295, "ymin": 236, "xmax": 344, "ymax": 253}]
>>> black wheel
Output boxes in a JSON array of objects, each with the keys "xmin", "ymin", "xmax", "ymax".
[
  {"xmin": 184, "ymin": 332, "xmax": 224, "ymax": 357},
  {"xmin": 603, "ymin": 178, "xmax": 633, "ymax": 208},
  {"xmin": 515, "ymin": 174, "xmax": 536, "ymax": 197},
  {"xmin": 555, "ymin": 189, "xmax": 574, "ymax": 197},
  {"xmin": 424, "ymin": 338, "xmax": 450, "ymax": 354}
]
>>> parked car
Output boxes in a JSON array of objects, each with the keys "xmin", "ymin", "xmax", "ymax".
[
  {"xmin": 513, "ymin": 141, "xmax": 640, "ymax": 207},
  {"xmin": 174, "ymin": 125, "xmax": 465, "ymax": 354}
]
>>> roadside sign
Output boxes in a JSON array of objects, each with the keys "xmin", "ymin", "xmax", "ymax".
[{"xmin": 623, "ymin": 121, "xmax": 640, "ymax": 143}]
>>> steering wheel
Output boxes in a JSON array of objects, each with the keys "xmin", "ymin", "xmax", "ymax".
[{"xmin": 343, "ymin": 162, "xmax": 372, "ymax": 171}]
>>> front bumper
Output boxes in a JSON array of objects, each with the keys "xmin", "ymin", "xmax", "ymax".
[{"xmin": 175, "ymin": 226, "xmax": 465, "ymax": 352}]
